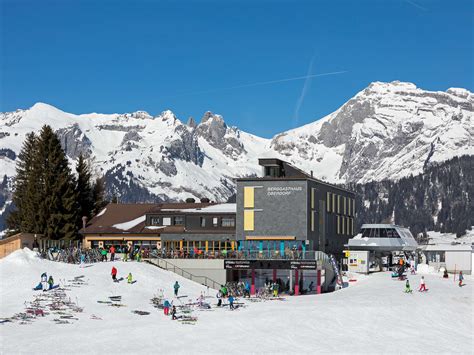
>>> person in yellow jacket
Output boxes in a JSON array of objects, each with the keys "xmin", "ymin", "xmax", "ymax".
[{"xmin": 127, "ymin": 272, "xmax": 133, "ymax": 284}]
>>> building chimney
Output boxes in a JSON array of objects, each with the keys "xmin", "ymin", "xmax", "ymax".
[
  {"xmin": 311, "ymin": 170, "xmax": 313, "ymax": 177},
  {"xmin": 82, "ymin": 216, "xmax": 88, "ymax": 231}
]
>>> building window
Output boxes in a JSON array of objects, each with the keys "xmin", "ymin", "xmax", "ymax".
[
  {"xmin": 346, "ymin": 217, "xmax": 350, "ymax": 235},
  {"xmin": 351, "ymin": 218, "xmax": 354, "ymax": 235},
  {"xmin": 343, "ymin": 197, "xmax": 347, "ymax": 215},
  {"xmin": 311, "ymin": 188, "xmax": 315, "ymax": 210},
  {"xmin": 162, "ymin": 217, "xmax": 172, "ymax": 226},
  {"xmin": 337, "ymin": 215, "xmax": 340, "ymax": 234},
  {"xmin": 174, "ymin": 216, "xmax": 184, "ymax": 225},
  {"xmin": 311, "ymin": 211, "xmax": 315, "ymax": 232},
  {"xmin": 326, "ymin": 192, "xmax": 331, "ymax": 212},
  {"xmin": 221, "ymin": 217, "xmax": 235, "ymax": 227},
  {"xmin": 150, "ymin": 217, "xmax": 160, "ymax": 226},
  {"xmin": 337, "ymin": 195, "xmax": 340, "ymax": 214},
  {"xmin": 213, "ymin": 217, "xmax": 219, "ymax": 227},
  {"xmin": 332, "ymin": 194, "xmax": 336, "ymax": 213},
  {"xmin": 341, "ymin": 217, "xmax": 345, "ymax": 235},
  {"xmin": 348, "ymin": 199, "xmax": 351, "ymax": 216},
  {"xmin": 352, "ymin": 199, "xmax": 355, "ymax": 216},
  {"xmin": 200, "ymin": 217, "xmax": 206, "ymax": 228}
]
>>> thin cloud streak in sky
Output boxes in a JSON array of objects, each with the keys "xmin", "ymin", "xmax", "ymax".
[
  {"xmin": 164, "ymin": 71, "xmax": 347, "ymax": 98},
  {"xmin": 293, "ymin": 54, "xmax": 316, "ymax": 126},
  {"xmin": 405, "ymin": 0, "xmax": 428, "ymax": 11}
]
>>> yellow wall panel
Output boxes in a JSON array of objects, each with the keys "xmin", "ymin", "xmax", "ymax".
[
  {"xmin": 244, "ymin": 187, "xmax": 255, "ymax": 208},
  {"xmin": 244, "ymin": 210, "xmax": 254, "ymax": 231}
]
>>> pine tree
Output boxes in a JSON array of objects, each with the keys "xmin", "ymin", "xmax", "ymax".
[
  {"xmin": 92, "ymin": 176, "xmax": 108, "ymax": 215},
  {"xmin": 36, "ymin": 125, "xmax": 78, "ymax": 240},
  {"xmin": 7, "ymin": 132, "xmax": 39, "ymax": 233},
  {"xmin": 76, "ymin": 154, "xmax": 95, "ymax": 229}
]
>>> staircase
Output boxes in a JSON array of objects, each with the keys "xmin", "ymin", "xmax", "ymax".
[{"xmin": 145, "ymin": 255, "xmax": 221, "ymax": 290}]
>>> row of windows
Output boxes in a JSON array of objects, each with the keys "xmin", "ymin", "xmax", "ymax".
[
  {"xmin": 337, "ymin": 216, "xmax": 354, "ymax": 235},
  {"xmin": 163, "ymin": 240, "xmax": 235, "ymax": 252},
  {"xmin": 361, "ymin": 228, "xmax": 400, "ymax": 239},
  {"xmin": 149, "ymin": 216, "xmax": 235, "ymax": 228},
  {"xmin": 326, "ymin": 192, "xmax": 355, "ymax": 216}
]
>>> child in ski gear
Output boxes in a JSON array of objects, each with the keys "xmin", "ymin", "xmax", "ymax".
[
  {"xmin": 228, "ymin": 294, "xmax": 235, "ymax": 310},
  {"xmin": 163, "ymin": 300, "xmax": 171, "ymax": 315},
  {"xmin": 443, "ymin": 269, "xmax": 449, "ymax": 278},
  {"xmin": 127, "ymin": 272, "xmax": 133, "ymax": 284},
  {"xmin": 217, "ymin": 291, "xmax": 222, "ymax": 307},
  {"xmin": 419, "ymin": 276, "xmax": 427, "ymax": 292},
  {"xmin": 109, "ymin": 245, "xmax": 116, "ymax": 261},
  {"xmin": 272, "ymin": 282, "xmax": 279, "ymax": 297},
  {"xmin": 171, "ymin": 305, "xmax": 177, "ymax": 320},
  {"xmin": 80, "ymin": 254, "xmax": 85, "ymax": 268},
  {"xmin": 173, "ymin": 281, "xmax": 180, "ymax": 296},
  {"xmin": 41, "ymin": 272, "xmax": 48, "ymax": 291},
  {"xmin": 404, "ymin": 279, "xmax": 412, "ymax": 293},
  {"xmin": 410, "ymin": 266, "xmax": 416, "ymax": 275},
  {"xmin": 458, "ymin": 271, "xmax": 464, "ymax": 287},
  {"xmin": 48, "ymin": 276, "xmax": 54, "ymax": 290},
  {"xmin": 111, "ymin": 266, "xmax": 118, "ymax": 281}
]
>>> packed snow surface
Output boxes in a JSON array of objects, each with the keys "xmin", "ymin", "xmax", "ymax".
[{"xmin": 0, "ymin": 249, "xmax": 472, "ymax": 354}]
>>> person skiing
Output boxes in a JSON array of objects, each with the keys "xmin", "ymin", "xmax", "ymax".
[
  {"xmin": 101, "ymin": 248, "xmax": 108, "ymax": 262},
  {"xmin": 41, "ymin": 272, "xmax": 48, "ymax": 291},
  {"xmin": 163, "ymin": 299, "xmax": 171, "ymax": 315},
  {"xmin": 228, "ymin": 294, "xmax": 235, "ymax": 310},
  {"xmin": 111, "ymin": 266, "xmax": 118, "ymax": 282},
  {"xmin": 171, "ymin": 305, "xmax": 177, "ymax": 320},
  {"xmin": 458, "ymin": 271, "xmax": 464, "ymax": 287},
  {"xmin": 216, "ymin": 291, "xmax": 222, "ymax": 307},
  {"xmin": 127, "ymin": 272, "xmax": 133, "ymax": 284},
  {"xmin": 272, "ymin": 282, "xmax": 279, "ymax": 297},
  {"xmin": 419, "ymin": 276, "xmax": 427, "ymax": 292},
  {"xmin": 48, "ymin": 275, "xmax": 54, "ymax": 290},
  {"xmin": 173, "ymin": 281, "xmax": 180, "ymax": 297},
  {"xmin": 123, "ymin": 245, "xmax": 129, "ymax": 262},
  {"xmin": 220, "ymin": 284, "xmax": 228, "ymax": 297},
  {"xmin": 80, "ymin": 253, "xmax": 85, "ymax": 268},
  {"xmin": 404, "ymin": 279, "xmax": 412, "ymax": 293},
  {"xmin": 109, "ymin": 245, "xmax": 116, "ymax": 262},
  {"xmin": 244, "ymin": 281, "xmax": 251, "ymax": 298},
  {"xmin": 443, "ymin": 269, "xmax": 449, "ymax": 278}
]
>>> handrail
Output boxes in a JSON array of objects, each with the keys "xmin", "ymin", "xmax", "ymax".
[{"xmin": 146, "ymin": 253, "xmax": 221, "ymax": 290}]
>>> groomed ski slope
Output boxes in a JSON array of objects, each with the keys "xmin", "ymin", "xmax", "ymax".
[{"xmin": 0, "ymin": 249, "xmax": 472, "ymax": 354}]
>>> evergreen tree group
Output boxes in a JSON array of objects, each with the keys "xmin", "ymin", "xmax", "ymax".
[
  {"xmin": 8, "ymin": 125, "xmax": 107, "ymax": 239},
  {"xmin": 348, "ymin": 155, "xmax": 474, "ymax": 240}
]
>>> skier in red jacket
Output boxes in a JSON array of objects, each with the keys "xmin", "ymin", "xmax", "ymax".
[
  {"xmin": 111, "ymin": 266, "xmax": 118, "ymax": 282},
  {"xmin": 109, "ymin": 245, "xmax": 116, "ymax": 261}
]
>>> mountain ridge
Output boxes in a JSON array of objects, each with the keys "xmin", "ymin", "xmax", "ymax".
[{"xmin": 1, "ymin": 81, "xmax": 473, "ymax": 235}]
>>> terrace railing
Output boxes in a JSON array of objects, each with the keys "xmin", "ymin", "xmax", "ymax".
[{"xmin": 146, "ymin": 253, "xmax": 221, "ymax": 290}]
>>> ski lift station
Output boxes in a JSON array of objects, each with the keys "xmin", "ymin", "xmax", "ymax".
[
  {"xmin": 344, "ymin": 224, "xmax": 418, "ymax": 273},
  {"xmin": 345, "ymin": 224, "xmax": 473, "ymax": 275}
]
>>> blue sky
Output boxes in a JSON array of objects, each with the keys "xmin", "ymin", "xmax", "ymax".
[{"xmin": 1, "ymin": 0, "xmax": 472, "ymax": 137}]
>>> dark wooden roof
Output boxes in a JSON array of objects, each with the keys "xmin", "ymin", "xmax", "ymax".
[{"xmin": 81, "ymin": 202, "xmax": 216, "ymax": 235}]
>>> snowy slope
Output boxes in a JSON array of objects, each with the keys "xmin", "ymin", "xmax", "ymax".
[
  {"xmin": 0, "ymin": 81, "xmax": 472, "ymax": 232},
  {"xmin": 0, "ymin": 249, "xmax": 472, "ymax": 354}
]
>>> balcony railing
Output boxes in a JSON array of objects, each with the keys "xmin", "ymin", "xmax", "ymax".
[{"xmin": 150, "ymin": 249, "xmax": 328, "ymax": 261}]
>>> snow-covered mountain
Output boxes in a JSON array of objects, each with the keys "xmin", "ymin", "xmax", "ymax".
[{"xmin": 0, "ymin": 81, "xmax": 472, "ymax": 232}]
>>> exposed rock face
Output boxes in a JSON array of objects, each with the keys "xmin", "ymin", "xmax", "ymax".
[
  {"xmin": 196, "ymin": 111, "xmax": 246, "ymax": 158},
  {"xmin": 56, "ymin": 124, "xmax": 92, "ymax": 159}
]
